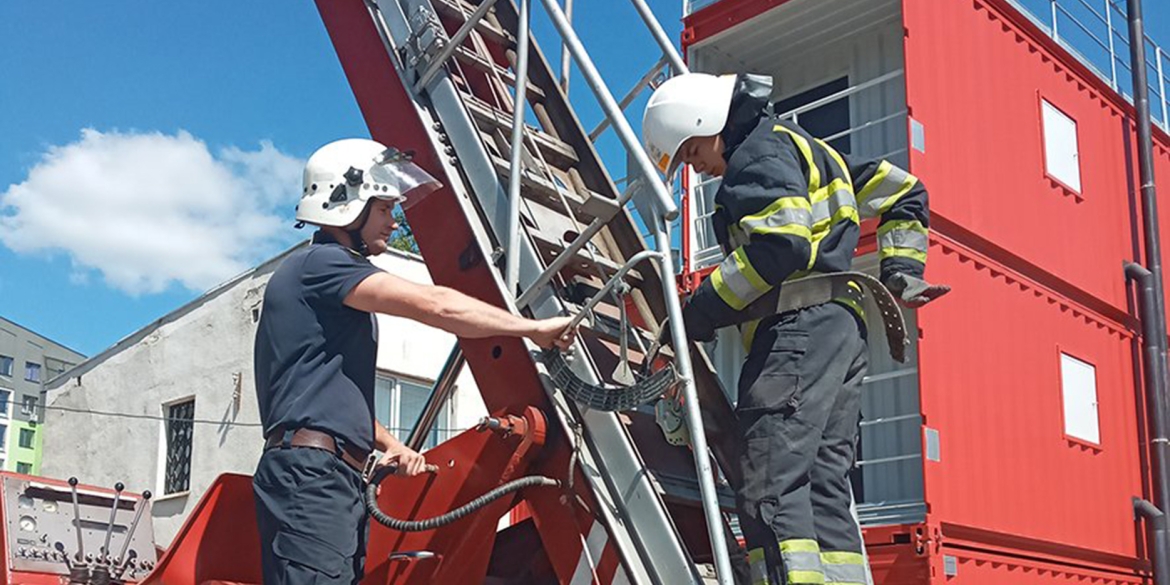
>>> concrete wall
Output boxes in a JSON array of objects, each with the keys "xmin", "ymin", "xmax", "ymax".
[{"xmin": 41, "ymin": 243, "xmax": 486, "ymax": 546}]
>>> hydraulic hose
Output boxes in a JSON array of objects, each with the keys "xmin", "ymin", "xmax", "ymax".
[{"xmin": 364, "ymin": 466, "xmax": 560, "ymax": 531}]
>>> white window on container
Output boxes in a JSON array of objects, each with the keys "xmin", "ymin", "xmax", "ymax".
[
  {"xmin": 1060, "ymin": 352, "xmax": 1099, "ymax": 444},
  {"xmin": 1041, "ymin": 100, "xmax": 1081, "ymax": 193}
]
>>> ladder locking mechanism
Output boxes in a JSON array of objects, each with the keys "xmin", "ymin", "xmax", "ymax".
[
  {"xmin": 539, "ymin": 250, "xmax": 681, "ymax": 411},
  {"xmin": 404, "ymin": 4, "xmax": 447, "ymax": 72}
]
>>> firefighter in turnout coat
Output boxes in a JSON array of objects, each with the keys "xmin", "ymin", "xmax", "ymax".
[{"xmin": 642, "ymin": 73, "xmax": 949, "ymax": 585}]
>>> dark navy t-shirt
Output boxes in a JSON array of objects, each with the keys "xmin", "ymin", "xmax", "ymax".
[{"xmin": 254, "ymin": 232, "xmax": 384, "ymax": 453}]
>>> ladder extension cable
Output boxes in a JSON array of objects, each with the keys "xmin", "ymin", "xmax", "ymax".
[{"xmin": 364, "ymin": 466, "xmax": 561, "ymax": 531}]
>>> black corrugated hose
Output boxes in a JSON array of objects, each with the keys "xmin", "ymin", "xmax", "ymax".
[{"xmin": 364, "ymin": 465, "xmax": 561, "ymax": 532}]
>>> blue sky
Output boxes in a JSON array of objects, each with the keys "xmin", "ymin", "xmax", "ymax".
[{"xmin": 0, "ymin": 1, "xmax": 1167, "ymax": 357}]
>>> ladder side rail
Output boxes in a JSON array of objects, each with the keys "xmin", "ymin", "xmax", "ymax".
[{"xmin": 373, "ymin": 1, "xmax": 704, "ymax": 582}]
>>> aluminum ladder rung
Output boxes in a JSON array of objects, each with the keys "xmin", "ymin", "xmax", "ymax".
[
  {"xmin": 451, "ymin": 45, "xmax": 548, "ymax": 100},
  {"xmin": 462, "ymin": 94, "xmax": 579, "ymax": 166},
  {"xmin": 432, "ymin": 0, "xmax": 515, "ymax": 47}
]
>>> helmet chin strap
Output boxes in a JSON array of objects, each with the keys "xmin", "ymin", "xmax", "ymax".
[{"xmin": 346, "ymin": 201, "xmax": 375, "ymax": 257}]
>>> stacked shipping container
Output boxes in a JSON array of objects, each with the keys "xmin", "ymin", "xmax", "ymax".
[{"xmin": 682, "ymin": 0, "xmax": 1170, "ymax": 581}]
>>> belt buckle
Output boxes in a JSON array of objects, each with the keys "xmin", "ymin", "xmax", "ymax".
[{"xmin": 362, "ymin": 452, "xmax": 380, "ymax": 483}]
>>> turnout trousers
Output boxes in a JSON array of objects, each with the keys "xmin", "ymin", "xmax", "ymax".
[
  {"xmin": 253, "ymin": 438, "xmax": 369, "ymax": 584},
  {"xmin": 735, "ymin": 301, "xmax": 869, "ymax": 585}
]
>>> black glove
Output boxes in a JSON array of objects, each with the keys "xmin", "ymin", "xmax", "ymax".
[
  {"xmin": 681, "ymin": 296, "xmax": 718, "ymax": 343},
  {"xmin": 656, "ymin": 294, "xmax": 717, "ymax": 350},
  {"xmin": 885, "ymin": 273, "xmax": 951, "ymax": 309}
]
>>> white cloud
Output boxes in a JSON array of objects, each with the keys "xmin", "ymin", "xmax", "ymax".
[{"xmin": 0, "ymin": 129, "xmax": 305, "ymax": 295}]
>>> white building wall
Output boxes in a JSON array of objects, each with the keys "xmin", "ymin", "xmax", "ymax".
[{"xmin": 41, "ymin": 244, "xmax": 486, "ymax": 546}]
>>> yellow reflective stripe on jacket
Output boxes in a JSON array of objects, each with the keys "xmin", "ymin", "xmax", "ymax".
[
  {"xmin": 821, "ymin": 551, "xmax": 867, "ymax": 585},
  {"xmin": 747, "ymin": 547, "xmax": 770, "ymax": 585},
  {"xmin": 810, "ymin": 179, "xmax": 859, "ymax": 232},
  {"xmin": 815, "ymin": 137, "xmax": 853, "ymax": 186},
  {"xmin": 878, "ymin": 219, "xmax": 928, "ymax": 261},
  {"xmin": 773, "ymin": 124, "xmax": 820, "ymax": 193},
  {"xmin": 788, "ymin": 571, "xmax": 827, "ymax": 585},
  {"xmin": 711, "ymin": 247, "xmax": 772, "ymax": 310},
  {"xmin": 780, "ymin": 539, "xmax": 822, "ymax": 553},
  {"xmin": 740, "ymin": 196, "xmax": 813, "ymax": 240},
  {"xmin": 740, "ymin": 318, "xmax": 762, "ymax": 351},
  {"xmin": 857, "ymin": 161, "xmax": 918, "ymax": 218}
]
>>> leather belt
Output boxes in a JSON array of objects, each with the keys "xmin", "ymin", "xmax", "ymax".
[
  {"xmin": 264, "ymin": 427, "xmax": 371, "ymax": 475},
  {"xmin": 738, "ymin": 271, "xmax": 909, "ymax": 363}
]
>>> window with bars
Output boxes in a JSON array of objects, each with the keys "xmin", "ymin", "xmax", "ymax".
[
  {"xmin": 164, "ymin": 399, "xmax": 195, "ymax": 495},
  {"xmin": 374, "ymin": 375, "xmax": 451, "ymax": 450}
]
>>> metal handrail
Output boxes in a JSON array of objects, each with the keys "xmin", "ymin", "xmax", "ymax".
[
  {"xmin": 777, "ymin": 70, "xmax": 904, "ymax": 121},
  {"xmin": 522, "ymin": 0, "xmax": 733, "ymax": 579},
  {"xmin": 682, "ymin": 0, "xmax": 1170, "ymax": 127}
]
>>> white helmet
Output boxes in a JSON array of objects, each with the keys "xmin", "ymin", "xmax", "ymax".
[
  {"xmin": 295, "ymin": 138, "xmax": 441, "ymax": 228},
  {"xmin": 642, "ymin": 73, "xmax": 738, "ymax": 177}
]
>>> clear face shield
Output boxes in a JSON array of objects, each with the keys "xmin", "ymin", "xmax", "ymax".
[{"xmin": 367, "ymin": 148, "xmax": 443, "ymax": 210}]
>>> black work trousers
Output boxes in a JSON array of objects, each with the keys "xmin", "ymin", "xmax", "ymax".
[
  {"xmin": 735, "ymin": 301, "xmax": 869, "ymax": 585},
  {"xmin": 253, "ymin": 443, "xmax": 368, "ymax": 584}
]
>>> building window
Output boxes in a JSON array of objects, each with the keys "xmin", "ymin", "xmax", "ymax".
[
  {"xmin": 0, "ymin": 424, "xmax": 8, "ymax": 451},
  {"xmin": 163, "ymin": 399, "xmax": 195, "ymax": 494},
  {"xmin": 45, "ymin": 357, "xmax": 73, "ymax": 380},
  {"xmin": 0, "ymin": 389, "xmax": 9, "ymax": 418},
  {"xmin": 375, "ymin": 375, "xmax": 449, "ymax": 450},
  {"xmin": 16, "ymin": 462, "xmax": 31, "ymax": 475},
  {"xmin": 1041, "ymin": 99, "xmax": 1081, "ymax": 193},
  {"xmin": 0, "ymin": 356, "xmax": 12, "ymax": 377},
  {"xmin": 18, "ymin": 428, "xmax": 34, "ymax": 449},
  {"xmin": 24, "ymin": 362, "xmax": 40, "ymax": 383},
  {"xmin": 1061, "ymin": 352, "xmax": 1100, "ymax": 444},
  {"xmin": 20, "ymin": 396, "xmax": 37, "ymax": 420}
]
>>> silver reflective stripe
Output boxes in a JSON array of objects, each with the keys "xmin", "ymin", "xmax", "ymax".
[
  {"xmin": 716, "ymin": 252, "xmax": 769, "ymax": 308},
  {"xmin": 728, "ymin": 225, "xmax": 751, "ymax": 249},
  {"xmin": 823, "ymin": 563, "xmax": 867, "ymax": 585},
  {"xmin": 812, "ymin": 186, "xmax": 858, "ymax": 226},
  {"xmin": 742, "ymin": 206, "xmax": 813, "ymax": 234},
  {"xmin": 782, "ymin": 550, "xmax": 823, "ymax": 571},
  {"xmin": 748, "ymin": 547, "xmax": 770, "ymax": 585},
  {"xmin": 859, "ymin": 164, "xmax": 916, "ymax": 219},
  {"xmin": 879, "ymin": 227, "xmax": 928, "ymax": 253}
]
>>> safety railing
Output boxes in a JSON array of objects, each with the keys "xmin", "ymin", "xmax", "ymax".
[
  {"xmin": 683, "ymin": 0, "xmax": 1169, "ymax": 129},
  {"xmin": 1010, "ymin": 0, "xmax": 1169, "ymax": 128}
]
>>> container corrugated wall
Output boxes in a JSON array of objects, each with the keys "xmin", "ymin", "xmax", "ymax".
[{"xmin": 683, "ymin": 0, "xmax": 1170, "ymax": 580}]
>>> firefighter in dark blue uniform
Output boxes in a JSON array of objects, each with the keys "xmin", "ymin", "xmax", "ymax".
[
  {"xmin": 643, "ymin": 74, "xmax": 949, "ymax": 584},
  {"xmin": 252, "ymin": 138, "xmax": 577, "ymax": 584}
]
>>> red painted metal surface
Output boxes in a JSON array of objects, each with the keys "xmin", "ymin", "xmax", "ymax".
[
  {"xmin": 143, "ymin": 408, "xmax": 566, "ymax": 585},
  {"xmin": 916, "ymin": 234, "xmax": 1144, "ymax": 559},
  {"xmin": 141, "ymin": 474, "xmax": 262, "ymax": 585},
  {"xmin": 680, "ymin": 0, "xmax": 1170, "ymax": 581},
  {"xmin": 363, "ymin": 408, "xmax": 548, "ymax": 584},
  {"xmin": 313, "ymin": 1, "xmax": 624, "ymax": 581},
  {"xmin": 681, "ymin": 0, "xmax": 798, "ymax": 48},
  {"xmin": 901, "ymin": 0, "xmax": 1170, "ymax": 316}
]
